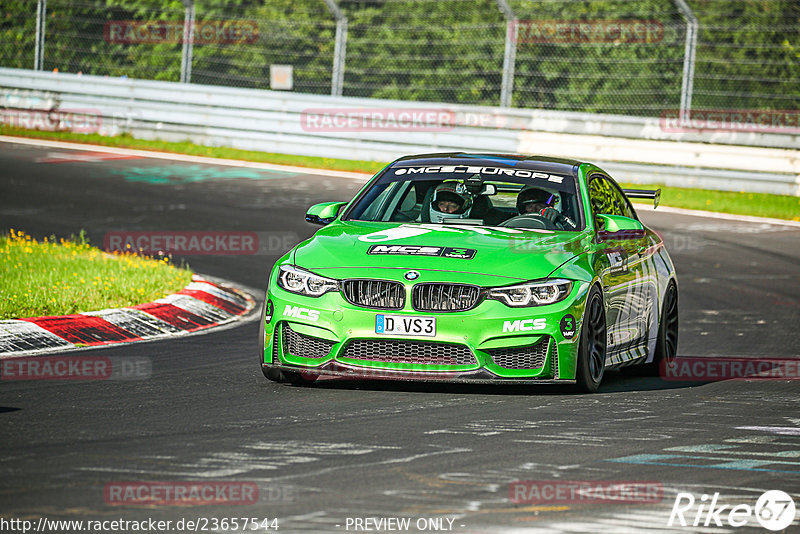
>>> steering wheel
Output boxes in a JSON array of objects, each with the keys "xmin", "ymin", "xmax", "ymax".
[{"xmin": 498, "ymin": 214, "xmax": 558, "ymax": 230}]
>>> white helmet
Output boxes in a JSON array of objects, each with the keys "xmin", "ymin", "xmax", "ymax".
[{"xmin": 428, "ymin": 182, "xmax": 473, "ymax": 223}]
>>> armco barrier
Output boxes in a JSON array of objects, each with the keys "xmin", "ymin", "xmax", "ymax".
[{"xmin": 1, "ymin": 68, "xmax": 798, "ymax": 196}]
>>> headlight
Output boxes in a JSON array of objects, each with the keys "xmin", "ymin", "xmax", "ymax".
[
  {"xmin": 487, "ymin": 279, "xmax": 572, "ymax": 307},
  {"xmin": 277, "ymin": 265, "xmax": 338, "ymax": 297}
]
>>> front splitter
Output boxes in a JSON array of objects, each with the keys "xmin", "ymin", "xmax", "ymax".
[{"xmin": 264, "ymin": 361, "xmax": 575, "ymax": 385}]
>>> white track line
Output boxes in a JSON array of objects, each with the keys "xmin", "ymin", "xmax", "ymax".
[
  {"xmin": 0, "ymin": 135, "xmax": 374, "ymax": 181},
  {"xmin": 634, "ymin": 203, "xmax": 800, "ymax": 228},
  {"xmin": 3, "ymin": 135, "xmax": 797, "ymax": 226}
]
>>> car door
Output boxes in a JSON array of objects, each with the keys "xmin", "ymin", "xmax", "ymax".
[{"xmin": 588, "ymin": 174, "xmax": 652, "ymax": 363}]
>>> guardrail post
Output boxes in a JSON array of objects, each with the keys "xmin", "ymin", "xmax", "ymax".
[
  {"xmin": 34, "ymin": 0, "xmax": 47, "ymax": 70},
  {"xmin": 323, "ymin": 0, "xmax": 347, "ymax": 97},
  {"xmin": 674, "ymin": 0, "xmax": 698, "ymax": 124},
  {"xmin": 495, "ymin": 0, "xmax": 517, "ymax": 108},
  {"xmin": 180, "ymin": 0, "xmax": 195, "ymax": 83}
]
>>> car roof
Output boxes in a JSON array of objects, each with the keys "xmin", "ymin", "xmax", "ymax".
[{"xmin": 391, "ymin": 152, "xmax": 582, "ymax": 177}]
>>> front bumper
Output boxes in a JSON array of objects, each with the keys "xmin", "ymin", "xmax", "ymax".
[
  {"xmin": 261, "ymin": 276, "xmax": 590, "ymax": 382},
  {"xmin": 265, "ymin": 361, "xmax": 575, "ymax": 384}
]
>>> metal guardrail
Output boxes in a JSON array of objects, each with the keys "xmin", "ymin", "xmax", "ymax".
[{"xmin": 1, "ymin": 68, "xmax": 798, "ymax": 196}]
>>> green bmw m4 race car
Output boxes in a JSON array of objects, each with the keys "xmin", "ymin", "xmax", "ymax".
[{"xmin": 260, "ymin": 153, "xmax": 678, "ymax": 392}]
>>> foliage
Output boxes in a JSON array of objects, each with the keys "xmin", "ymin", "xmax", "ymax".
[{"xmin": 0, "ymin": 0, "xmax": 797, "ymax": 114}]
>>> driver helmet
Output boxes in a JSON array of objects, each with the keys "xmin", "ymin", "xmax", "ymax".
[
  {"xmin": 517, "ymin": 185, "xmax": 556, "ymax": 215},
  {"xmin": 429, "ymin": 181, "xmax": 473, "ymax": 223}
]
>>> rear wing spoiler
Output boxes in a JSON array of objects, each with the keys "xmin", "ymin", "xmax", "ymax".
[{"xmin": 623, "ymin": 188, "xmax": 661, "ymax": 208}]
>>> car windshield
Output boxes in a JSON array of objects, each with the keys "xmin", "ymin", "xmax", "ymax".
[{"xmin": 345, "ymin": 163, "xmax": 584, "ymax": 231}]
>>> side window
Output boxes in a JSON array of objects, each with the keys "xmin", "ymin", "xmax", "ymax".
[
  {"xmin": 589, "ymin": 174, "xmax": 636, "ymax": 225},
  {"xmin": 589, "ymin": 175, "xmax": 620, "ymax": 225},
  {"xmin": 607, "ymin": 178, "xmax": 637, "ymax": 220}
]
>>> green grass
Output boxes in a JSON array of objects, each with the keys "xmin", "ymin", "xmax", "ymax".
[
  {"xmin": 622, "ymin": 183, "xmax": 800, "ymax": 221},
  {"xmin": 2, "ymin": 126, "xmax": 798, "ymax": 221},
  {"xmin": 0, "ymin": 229, "xmax": 193, "ymax": 320}
]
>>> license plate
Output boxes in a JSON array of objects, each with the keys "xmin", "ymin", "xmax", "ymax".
[{"xmin": 375, "ymin": 314, "xmax": 436, "ymax": 337}]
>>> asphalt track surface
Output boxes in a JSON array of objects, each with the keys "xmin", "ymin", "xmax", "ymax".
[{"xmin": 1, "ymin": 140, "xmax": 799, "ymax": 533}]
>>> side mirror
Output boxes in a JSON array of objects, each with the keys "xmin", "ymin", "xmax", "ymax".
[
  {"xmin": 596, "ymin": 214, "xmax": 644, "ymax": 233},
  {"xmin": 305, "ymin": 201, "xmax": 347, "ymax": 226}
]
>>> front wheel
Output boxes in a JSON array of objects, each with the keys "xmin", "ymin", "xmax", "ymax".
[
  {"xmin": 262, "ymin": 366, "xmax": 318, "ymax": 386},
  {"xmin": 575, "ymin": 286, "xmax": 607, "ymax": 393}
]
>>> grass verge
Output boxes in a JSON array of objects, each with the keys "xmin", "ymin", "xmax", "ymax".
[
  {"xmin": 0, "ymin": 126, "xmax": 387, "ymax": 174},
  {"xmin": 0, "ymin": 229, "xmax": 193, "ymax": 320},
  {"xmin": 2, "ymin": 126, "xmax": 797, "ymax": 221},
  {"xmin": 621, "ymin": 183, "xmax": 800, "ymax": 221}
]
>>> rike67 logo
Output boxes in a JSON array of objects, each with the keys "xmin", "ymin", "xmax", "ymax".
[{"xmin": 668, "ymin": 490, "xmax": 796, "ymax": 531}]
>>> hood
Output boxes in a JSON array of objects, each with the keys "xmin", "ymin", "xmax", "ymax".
[{"xmin": 293, "ymin": 221, "xmax": 589, "ymax": 283}]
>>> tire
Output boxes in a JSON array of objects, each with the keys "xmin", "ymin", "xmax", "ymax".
[
  {"xmin": 575, "ymin": 285, "xmax": 607, "ymax": 393},
  {"xmin": 639, "ymin": 280, "xmax": 679, "ymax": 376},
  {"xmin": 262, "ymin": 366, "xmax": 286, "ymax": 382},
  {"xmin": 259, "ymin": 302, "xmax": 317, "ymax": 386},
  {"xmin": 261, "ymin": 366, "xmax": 318, "ymax": 386}
]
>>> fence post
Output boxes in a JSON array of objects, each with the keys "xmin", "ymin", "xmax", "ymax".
[
  {"xmin": 34, "ymin": 0, "xmax": 47, "ymax": 70},
  {"xmin": 674, "ymin": 0, "xmax": 698, "ymax": 124},
  {"xmin": 180, "ymin": 0, "xmax": 195, "ymax": 83},
  {"xmin": 495, "ymin": 0, "xmax": 517, "ymax": 108},
  {"xmin": 323, "ymin": 0, "xmax": 347, "ymax": 97}
]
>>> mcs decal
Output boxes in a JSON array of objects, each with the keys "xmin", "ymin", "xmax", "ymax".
[{"xmin": 503, "ymin": 318, "xmax": 547, "ymax": 332}]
